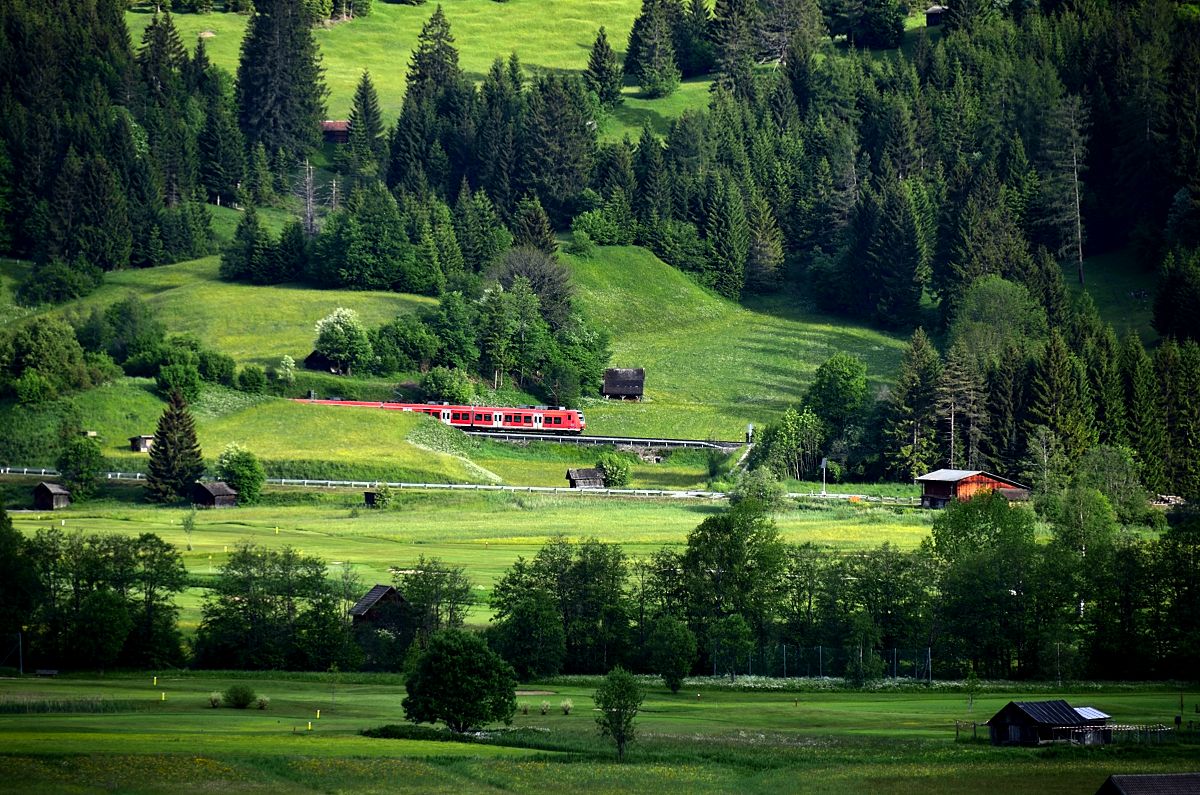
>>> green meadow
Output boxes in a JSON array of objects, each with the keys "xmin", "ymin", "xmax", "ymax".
[{"xmin": 0, "ymin": 672, "xmax": 1195, "ymax": 793}]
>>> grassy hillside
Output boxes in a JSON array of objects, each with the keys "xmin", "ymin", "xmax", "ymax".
[
  {"xmin": 565, "ymin": 246, "xmax": 908, "ymax": 438},
  {"xmin": 126, "ymin": 1, "xmax": 691, "ymax": 128},
  {"xmin": 1066, "ymin": 250, "xmax": 1157, "ymax": 344}
]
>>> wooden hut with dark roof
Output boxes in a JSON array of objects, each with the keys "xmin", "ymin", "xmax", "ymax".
[
  {"xmin": 33, "ymin": 482, "xmax": 70, "ymax": 510},
  {"xmin": 602, "ymin": 368, "xmax": 645, "ymax": 400},
  {"xmin": 915, "ymin": 469, "xmax": 1030, "ymax": 509},
  {"xmin": 192, "ymin": 481, "xmax": 238, "ymax": 509},
  {"xmin": 987, "ymin": 700, "xmax": 1110, "ymax": 746},
  {"xmin": 925, "ymin": 4, "xmax": 948, "ymax": 25},
  {"xmin": 349, "ymin": 584, "xmax": 404, "ymax": 624},
  {"xmin": 320, "ymin": 120, "xmax": 350, "ymax": 144},
  {"xmin": 129, "ymin": 435, "xmax": 155, "ymax": 453},
  {"xmin": 566, "ymin": 468, "xmax": 605, "ymax": 489},
  {"xmin": 1095, "ymin": 773, "xmax": 1200, "ymax": 795}
]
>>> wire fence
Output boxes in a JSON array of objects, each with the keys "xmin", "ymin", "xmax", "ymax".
[{"xmin": 715, "ymin": 645, "xmax": 935, "ymax": 680}]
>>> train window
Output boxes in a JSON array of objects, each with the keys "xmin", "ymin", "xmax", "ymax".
[
  {"xmin": 451, "ymin": 412, "xmax": 460, "ymax": 420},
  {"xmin": 475, "ymin": 413, "xmax": 484, "ymax": 421},
  {"xmin": 553, "ymin": 417, "xmax": 562, "ymax": 424},
  {"xmin": 504, "ymin": 415, "xmax": 512, "ymax": 422},
  {"xmin": 523, "ymin": 415, "xmax": 532, "ymax": 424}
]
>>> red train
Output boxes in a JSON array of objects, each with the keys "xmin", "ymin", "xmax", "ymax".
[{"xmin": 295, "ymin": 399, "xmax": 587, "ymax": 434}]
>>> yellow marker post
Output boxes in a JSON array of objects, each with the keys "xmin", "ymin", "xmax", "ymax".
[
  {"xmin": 223, "ymin": 545, "xmax": 227, "ymax": 553},
  {"xmin": 161, "ymin": 692, "xmax": 166, "ymax": 701},
  {"xmin": 316, "ymin": 709, "xmax": 321, "ymax": 719},
  {"xmin": 275, "ymin": 527, "xmax": 279, "ymax": 535},
  {"xmin": 153, "ymin": 676, "xmax": 157, "ymax": 686},
  {"xmin": 307, "ymin": 721, "xmax": 312, "ymax": 731}
]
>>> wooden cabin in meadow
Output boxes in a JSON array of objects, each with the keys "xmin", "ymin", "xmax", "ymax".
[
  {"xmin": 349, "ymin": 584, "xmax": 404, "ymax": 624},
  {"xmin": 915, "ymin": 469, "xmax": 1030, "ymax": 509},
  {"xmin": 602, "ymin": 368, "xmax": 645, "ymax": 400},
  {"xmin": 987, "ymin": 700, "xmax": 1110, "ymax": 746},
  {"xmin": 320, "ymin": 120, "xmax": 350, "ymax": 145},
  {"xmin": 566, "ymin": 468, "xmax": 606, "ymax": 489},
  {"xmin": 129, "ymin": 435, "xmax": 155, "ymax": 453},
  {"xmin": 304, "ymin": 349, "xmax": 338, "ymax": 373},
  {"xmin": 33, "ymin": 482, "xmax": 70, "ymax": 511},
  {"xmin": 925, "ymin": 4, "xmax": 948, "ymax": 25},
  {"xmin": 192, "ymin": 481, "xmax": 238, "ymax": 509}
]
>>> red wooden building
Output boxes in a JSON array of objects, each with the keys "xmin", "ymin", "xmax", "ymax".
[
  {"xmin": 320, "ymin": 120, "xmax": 350, "ymax": 145},
  {"xmin": 916, "ymin": 469, "xmax": 1030, "ymax": 509}
]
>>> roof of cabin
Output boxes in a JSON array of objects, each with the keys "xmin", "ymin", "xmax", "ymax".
[
  {"xmin": 36, "ymin": 482, "xmax": 70, "ymax": 495},
  {"xmin": 988, "ymin": 700, "xmax": 1089, "ymax": 727},
  {"xmin": 195, "ymin": 481, "xmax": 237, "ymax": 498},
  {"xmin": 566, "ymin": 468, "xmax": 604, "ymax": 480},
  {"xmin": 916, "ymin": 469, "xmax": 1028, "ymax": 489},
  {"xmin": 349, "ymin": 584, "xmax": 398, "ymax": 617}
]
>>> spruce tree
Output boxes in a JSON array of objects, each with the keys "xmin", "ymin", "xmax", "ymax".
[
  {"xmin": 633, "ymin": 125, "xmax": 670, "ymax": 224},
  {"xmin": 676, "ymin": 0, "xmax": 715, "ymax": 78},
  {"xmin": 1039, "ymin": 93, "xmax": 1089, "ymax": 284},
  {"xmin": 346, "ymin": 70, "xmax": 386, "ymax": 180},
  {"xmin": 1121, "ymin": 332, "xmax": 1169, "ymax": 494},
  {"xmin": 199, "ymin": 96, "xmax": 245, "ymax": 206},
  {"xmin": 759, "ymin": 0, "xmax": 823, "ymax": 62},
  {"xmin": 407, "ymin": 5, "xmax": 463, "ymax": 104},
  {"xmin": 245, "ymin": 143, "xmax": 275, "ymax": 206},
  {"xmin": 864, "ymin": 177, "xmax": 926, "ymax": 328},
  {"xmin": 430, "ymin": 199, "xmax": 465, "ymax": 282},
  {"xmin": 884, "ymin": 328, "xmax": 941, "ymax": 479},
  {"xmin": 519, "ymin": 74, "xmax": 596, "ymax": 224},
  {"xmin": 745, "ymin": 189, "xmax": 783, "ymax": 292},
  {"xmin": 1027, "ymin": 330, "xmax": 1097, "ymax": 462},
  {"xmin": 512, "ymin": 195, "xmax": 558, "ymax": 255},
  {"xmin": 703, "ymin": 172, "xmax": 749, "ymax": 299},
  {"xmin": 1172, "ymin": 342, "xmax": 1200, "ymax": 500},
  {"xmin": 585, "ymin": 27, "xmax": 624, "ymax": 108},
  {"xmin": 235, "ymin": 0, "xmax": 327, "ymax": 158},
  {"xmin": 984, "ymin": 346, "xmax": 1030, "ymax": 475},
  {"xmin": 937, "ymin": 340, "xmax": 988, "ymax": 470},
  {"xmin": 630, "ymin": 0, "xmax": 681, "ymax": 98},
  {"xmin": 1155, "ymin": 338, "xmax": 1182, "ymax": 494},
  {"xmin": 146, "ymin": 390, "xmax": 205, "ymax": 503},
  {"xmin": 712, "ymin": 0, "xmax": 758, "ymax": 101},
  {"xmin": 1086, "ymin": 326, "xmax": 1127, "ymax": 448}
]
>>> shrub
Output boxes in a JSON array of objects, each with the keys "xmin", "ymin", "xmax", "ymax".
[
  {"xmin": 255, "ymin": 696, "xmax": 270, "ymax": 710},
  {"xmin": 371, "ymin": 483, "xmax": 394, "ymax": 509},
  {"xmin": 198, "ymin": 350, "xmax": 236, "ymax": 385},
  {"xmin": 13, "ymin": 371, "xmax": 53, "ymax": 405},
  {"xmin": 156, "ymin": 362, "xmax": 202, "ymax": 402},
  {"xmin": 420, "ymin": 366, "xmax": 474, "ymax": 404},
  {"xmin": 223, "ymin": 684, "xmax": 256, "ymax": 709},
  {"xmin": 540, "ymin": 700, "xmax": 550, "ymax": 715},
  {"xmin": 564, "ymin": 230, "xmax": 596, "ymax": 257},
  {"xmin": 597, "ymin": 452, "xmax": 631, "ymax": 487},
  {"xmin": 520, "ymin": 703, "xmax": 529, "ymax": 715},
  {"xmin": 276, "ymin": 355, "xmax": 296, "ymax": 385},
  {"xmin": 236, "ymin": 365, "xmax": 267, "ymax": 394},
  {"xmin": 215, "ymin": 443, "xmax": 266, "ymax": 505},
  {"xmin": 560, "ymin": 699, "xmax": 573, "ymax": 715},
  {"xmin": 208, "ymin": 692, "xmax": 222, "ymax": 708}
]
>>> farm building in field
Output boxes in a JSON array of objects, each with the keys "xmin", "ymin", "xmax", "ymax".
[
  {"xmin": 320, "ymin": 120, "xmax": 349, "ymax": 144},
  {"xmin": 566, "ymin": 468, "xmax": 606, "ymax": 489},
  {"xmin": 915, "ymin": 469, "xmax": 1030, "ymax": 509},
  {"xmin": 192, "ymin": 481, "xmax": 238, "ymax": 509},
  {"xmin": 304, "ymin": 350, "xmax": 338, "ymax": 373},
  {"xmin": 602, "ymin": 368, "xmax": 645, "ymax": 400},
  {"xmin": 349, "ymin": 584, "xmax": 404, "ymax": 624},
  {"xmin": 33, "ymin": 482, "xmax": 70, "ymax": 510},
  {"xmin": 987, "ymin": 700, "xmax": 1110, "ymax": 746},
  {"xmin": 926, "ymin": 4, "xmax": 948, "ymax": 25},
  {"xmin": 1095, "ymin": 773, "xmax": 1200, "ymax": 794},
  {"xmin": 129, "ymin": 435, "xmax": 155, "ymax": 453}
]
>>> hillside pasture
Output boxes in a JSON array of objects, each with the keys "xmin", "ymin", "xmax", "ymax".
[{"xmin": 566, "ymin": 246, "xmax": 908, "ymax": 438}]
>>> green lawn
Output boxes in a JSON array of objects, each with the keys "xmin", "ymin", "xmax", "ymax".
[
  {"xmin": 566, "ymin": 246, "xmax": 908, "ymax": 438},
  {"xmin": 0, "ymin": 672, "xmax": 1194, "ymax": 793},
  {"xmin": 1066, "ymin": 249, "xmax": 1157, "ymax": 344}
]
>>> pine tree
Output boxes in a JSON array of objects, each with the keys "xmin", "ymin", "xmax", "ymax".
[
  {"xmin": 1121, "ymin": 332, "xmax": 1169, "ymax": 494},
  {"xmin": 1039, "ymin": 93, "xmax": 1089, "ymax": 284},
  {"xmin": 198, "ymin": 96, "xmax": 245, "ymax": 206},
  {"xmin": 585, "ymin": 27, "xmax": 624, "ymax": 108},
  {"xmin": 430, "ymin": 199, "xmax": 465, "ymax": 282},
  {"xmin": 51, "ymin": 152, "xmax": 132, "ymax": 271},
  {"xmin": 984, "ymin": 346, "xmax": 1030, "ymax": 475},
  {"xmin": 1171, "ymin": 342, "xmax": 1200, "ymax": 500},
  {"xmin": 630, "ymin": 0, "xmax": 681, "ymax": 98},
  {"xmin": 633, "ymin": 125, "xmax": 670, "ymax": 224},
  {"xmin": 758, "ymin": 0, "xmax": 822, "ymax": 62},
  {"xmin": 712, "ymin": 0, "xmax": 758, "ymax": 101},
  {"xmin": 937, "ymin": 340, "xmax": 988, "ymax": 469},
  {"xmin": 512, "ymin": 195, "xmax": 557, "ymax": 255},
  {"xmin": 864, "ymin": 177, "xmax": 926, "ymax": 328},
  {"xmin": 1027, "ymin": 330, "xmax": 1097, "ymax": 462},
  {"xmin": 676, "ymin": 0, "xmax": 715, "ymax": 78},
  {"xmin": 220, "ymin": 205, "xmax": 275, "ymax": 283},
  {"xmin": 885, "ymin": 328, "xmax": 942, "ymax": 480},
  {"xmin": 1086, "ymin": 325, "xmax": 1127, "ymax": 448},
  {"xmin": 703, "ymin": 172, "xmax": 749, "ymax": 299},
  {"xmin": 519, "ymin": 74, "xmax": 596, "ymax": 224},
  {"xmin": 745, "ymin": 189, "xmax": 783, "ymax": 292},
  {"xmin": 137, "ymin": 12, "xmax": 188, "ymax": 104},
  {"xmin": 245, "ymin": 143, "xmax": 274, "ymax": 206},
  {"xmin": 146, "ymin": 390, "xmax": 205, "ymax": 503},
  {"xmin": 454, "ymin": 182, "xmax": 513, "ymax": 272},
  {"xmin": 235, "ymin": 0, "xmax": 327, "ymax": 158},
  {"xmin": 1155, "ymin": 338, "xmax": 1182, "ymax": 494},
  {"xmin": 346, "ymin": 70, "xmax": 386, "ymax": 180},
  {"xmin": 407, "ymin": 5, "xmax": 463, "ymax": 104}
]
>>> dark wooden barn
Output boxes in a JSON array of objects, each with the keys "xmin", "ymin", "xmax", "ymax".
[
  {"xmin": 916, "ymin": 469, "xmax": 1030, "ymax": 509},
  {"xmin": 987, "ymin": 700, "xmax": 1110, "ymax": 746},
  {"xmin": 925, "ymin": 4, "xmax": 948, "ymax": 25},
  {"xmin": 566, "ymin": 468, "xmax": 606, "ymax": 489},
  {"xmin": 192, "ymin": 481, "xmax": 238, "ymax": 509},
  {"xmin": 1095, "ymin": 773, "xmax": 1200, "ymax": 795},
  {"xmin": 349, "ymin": 584, "xmax": 404, "ymax": 624},
  {"xmin": 129, "ymin": 435, "xmax": 155, "ymax": 453},
  {"xmin": 602, "ymin": 368, "xmax": 645, "ymax": 400},
  {"xmin": 320, "ymin": 120, "xmax": 350, "ymax": 145},
  {"xmin": 304, "ymin": 350, "xmax": 338, "ymax": 373},
  {"xmin": 33, "ymin": 482, "xmax": 70, "ymax": 510}
]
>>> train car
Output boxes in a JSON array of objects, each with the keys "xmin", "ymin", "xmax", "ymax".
[{"xmin": 295, "ymin": 399, "xmax": 586, "ymax": 434}]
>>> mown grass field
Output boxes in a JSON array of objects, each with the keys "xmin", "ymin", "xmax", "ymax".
[
  {"xmin": 5, "ymin": 488, "xmax": 936, "ymax": 629},
  {"xmin": 0, "ymin": 672, "xmax": 1195, "ymax": 793},
  {"xmin": 566, "ymin": 246, "xmax": 908, "ymax": 438}
]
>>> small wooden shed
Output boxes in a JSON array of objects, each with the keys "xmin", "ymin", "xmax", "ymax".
[
  {"xmin": 320, "ymin": 120, "xmax": 350, "ymax": 145},
  {"xmin": 916, "ymin": 469, "xmax": 1029, "ymax": 509},
  {"xmin": 349, "ymin": 584, "xmax": 404, "ymax": 624},
  {"xmin": 925, "ymin": 5, "xmax": 948, "ymax": 25},
  {"xmin": 304, "ymin": 349, "xmax": 338, "ymax": 373},
  {"xmin": 1096, "ymin": 774, "xmax": 1200, "ymax": 795},
  {"xmin": 602, "ymin": 368, "xmax": 645, "ymax": 400},
  {"xmin": 566, "ymin": 468, "xmax": 606, "ymax": 489},
  {"xmin": 192, "ymin": 481, "xmax": 238, "ymax": 509},
  {"xmin": 129, "ymin": 435, "xmax": 155, "ymax": 453},
  {"xmin": 987, "ymin": 700, "xmax": 1110, "ymax": 746},
  {"xmin": 33, "ymin": 482, "xmax": 70, "ymax": 510}
]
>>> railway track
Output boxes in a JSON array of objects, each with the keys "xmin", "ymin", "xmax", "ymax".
[{"xmin": 464, "ymin": 430, "xmax": 744, "ymax": 451}]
